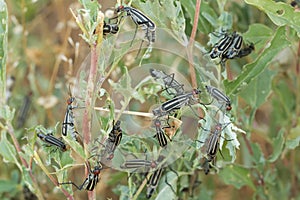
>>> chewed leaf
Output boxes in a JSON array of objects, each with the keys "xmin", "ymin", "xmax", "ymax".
[
  {"xmin": 219, "ymin": 114, "xmax": 243, "ymax": 162},
  {"xmin": 224, "ymin": 26, "xmax": 290, "ymax": 96},
  {"xmin": 245, "ymin": 0, "xmax": 300, "ymax": 35}
]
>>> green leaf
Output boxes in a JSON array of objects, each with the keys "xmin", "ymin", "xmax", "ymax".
[
  {"xmin": 239, "ymin": 68, "xmax": 276, "ymax": 108},
  {"xmin": 0, "ymin": 179, "xmax": 18, "ymax": 193},
  {"xmin": 136, "ymin": 0, "xmax": 186, "ymax": 43},
  {"xmin": 180, "ymin": 0, "xmax": 217, "ymax": 34},
  {"xmin": 267, "ymin": 129, "xmax": 285, "ymax": 162},
  {"xmin": 155, "ymin": 171, "xmax": 177, "ymax": 200},
  {"xmin": 242, "ymin": 23, "xmax": 273, "ymax": 49},
  {"xmin": 285, "ymin": 119, "xmax": 300, "ymax": 149},
  {"xmin": 0, "ymin": 132, "xmax": 20, "ymax": 169},
  {"xmin": 219, "ymin": 165, "xmax": 256, "ymax": 190},
  {"xmin": 0, "ymin": 0, "xmax": 8, "ymax": 105},
  {"xmin": 251, "ymin": 143, "xmax": 265, "ymax": 166},
  {"xmin": 224, "ymin": 26, "xmax": 290, "ymax": 96},
  {"xmin": 0, "ymin": 105, "xmax": 15, "ymax": 122},
  {"xmin": 63, "ymin": 133, "xmax": 85, "ymax": 160},
  {"xmin": 245, "ymin": 0, "xmax": 300, "ymax": 35},
  {"xmin": 21, "ymin": 165, "xmax": 40, "ymax": 199},
  {"xmin": 109, "ymin": 66, "xmax": 134, "ymax": 101},
  {"xmin": 78, "ymin": 0, "xmax": 100, "ymax": 20}
]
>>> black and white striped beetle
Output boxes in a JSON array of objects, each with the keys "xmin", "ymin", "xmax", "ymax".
[
  {"xmin": 121, "ymin": 158, "xmax": 159, "ymax": 172},
  {"xmin": 146, "ymin": 155, "xmax": 173, "ymax": 198},
  {"xmin": 104, "ymin": 120, "xmax": 123, "ymax": 160},
  {"xmin": 146, "ymin": 165, "xmax": 164, "ymax": 198},
  {"xmin": 210, "ymin": 32, "xmax": 234, "ymax": 59},
  {"xmin": 115, "ymin": 5, "xmax": 156, "ymax": 45},
  {"xmin": 120, "ymin": 153, "xmax": 165, "ymax": 173},
  {"xmin": 205, "ymin": 85, "xmax": 231, "ymax": 111},
  {"xmin": 152, "ymin": 89, "xmax": 201, "ymax": 117},
  {"xmin": 37, "ymin": 133, "xmax": 67, "ymax": 152},
  {"xmin": 205, "ymin": 123, "xmax": 223, "ymax": 163},
  {"xmin": 221, "ymin": 32, "xmax": 243, "ymax": 62},
  {"xmin": 61, "ymin": 92, "xmax": 82, "ymax": 144},
  {"xmin": 201, "ymin": 123, "xmax": 231, "ymax": 174},
  {"xmin": 150, "ymin": 68, "xmax": 185, "ymax": 96},
  {"xmin": 210, "ymin": 30, "xmax": 254, "ymax": 63},
  {"xmin": 153, "ymin": 118, "xmax": 171, "ymax": 148},
  {"xmin": 16, "ymin": 91, "xmax": 32, "ymax": 129},
  {"xmin": 59, "ymin": 161, "xmax": 102, "ymax": 191}
]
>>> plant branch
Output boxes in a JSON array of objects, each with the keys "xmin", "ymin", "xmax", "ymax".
[
  {"xmin": 132, "ymin": 173, "xmax": 152, "ymax": 200},
  {"xmin": 6, "ymin": 123, "xmax": 46, "ymax": 199},
  {"xmin": 83, "ymin": 11, "xmax": 104, "ymax": 200},
  {"xmin": 33, "ymin": 151, "xmax": 74, "ymax": 200},
  {"xmin": 242, "ymin": 133, "xmax": 253, "ymax": 156},
  {"xmin": 94, "ymin": 107, "xmax": 154, "ymax": 118},
  {"xmin": 187, "ymin": 0, "xmax": 201, "ymax": 89}
]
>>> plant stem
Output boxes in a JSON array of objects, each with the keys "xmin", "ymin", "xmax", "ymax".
[
  {"xmin": 94, "ymin": 107, "xmax": 154, "ymax": 118},
  {"xmin": 6, "ymin": 123, "xmax": 46, "ymax": 200},
  {"xmin": 132, "ymin": 173, "xmax": 152, "ymax": 200},
  {"xmin": 187, "ymin": 0, "xmax": 201, "ymax": 89},
  {"xmin": 82, "ymin": 43, "xmax": 97, "ymax": 149},
  {"xmin": 33, "ymin": 151, "xmax": 74, "ymax": 200},
  {"xmin": 187, "ymin": 0, "xmax": 203, "ymax": 119},
  {"xmin": 84, "ymin": 11, "xmax": 104, "ymax": 200},
  {"xmin": 295, "ymin": 40, "xmax": 300, "ymax": 123}
]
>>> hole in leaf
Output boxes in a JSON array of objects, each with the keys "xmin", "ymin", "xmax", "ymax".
[{"xmin": 276, "ymin": 9, "xmax": 284, "ymax": 15}]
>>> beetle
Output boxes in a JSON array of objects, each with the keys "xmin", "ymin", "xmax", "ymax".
[
  {"xmin": 104, "ymin": 120, "xmax": 123, "ymax": 160},
  {"xmin": 152, "ymin": 89, "xmax": 201, "ymax": 117},
  {"xmin": 59, "ymin": 161, "xmax": 102, "ymax": 191},
  {"xmin": 37, "ymin": 133, "xmax": 67, "ymax": 152},
  {"xmin": 150, "ymin": 68, "xmax": 185, "ymax": 96},
  {"xmin": 103, "ymin": 21, "xmax": 119, "ymax": 35},
  {"xmin": 205, "ymin": 85, "xmax": 232, "ymax": 111},
  {"xmin": 115, "ymin": 5, "xmax": 156, "ymax": 46}
]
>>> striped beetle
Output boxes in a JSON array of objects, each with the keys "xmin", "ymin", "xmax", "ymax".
[
  {"xmin": 150, "ymin": 68, "xmax": 185, "ymax": 96},
  {"xmin": 37, "ymin": 133, "xmax": 67, "ymax": 152},
  {"xmin": 120, "ymin": 153, "xmax": 164, "ymax": 173},
  {"xmin": 220, "ymin": 32, "xmax": 243, "ymax": 62},
  {"xmin": 152, "ymin": 89, "xmax": 201, "ymax": 117},
  {"xmin": 210, "ymin": 30, "xmax": 254, "ymax": 63},
  {"xmin": 61, "ymin": 91, "xmax": 83, "ymax": 145},
  {"xmin": 205, "ymin": 123, "xmax": 223, "ymax": 162},
  {"xmin": 145, "ymin": 155, "xmax": 176, "ymax": 198},
  {"xmin": 59, "ymin": 161, "xmax": 102, "ymax": 191},
  {"xmin": 61, "ymin": 95, "xmax": 77, "ymax": 137},
  {"xmin": 104, "ymin": 120, "xmax": 123, "ymax": 160},
  {"xmin": 146, "ymin": 165, "xmax": 165, "ymax": 198},
  {"xmin": 205, "ymin": 85, "xmax": 231, "ymax": 111},
  {"xmin": 115, "ymin": 5, "xmax": 156, "ymax": 45},
  {"xmin": 153, "ymin": 118, "xmax": 171, "ymax": 148},
  {"xmin": 209, "ymin": 31, "xmax": 234, "ymax": 59},
  {"xmin": 16, "ymin": 91, "xmax": 32, "ymax": 129},
  {"xmin": 201, "ymin": 122, "xmax": 231, "ymax": 174}
]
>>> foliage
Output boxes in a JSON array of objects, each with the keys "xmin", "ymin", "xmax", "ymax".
[{"xmin": 0, "ymin": 0, "xmax": 300, "ymax": 199}]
